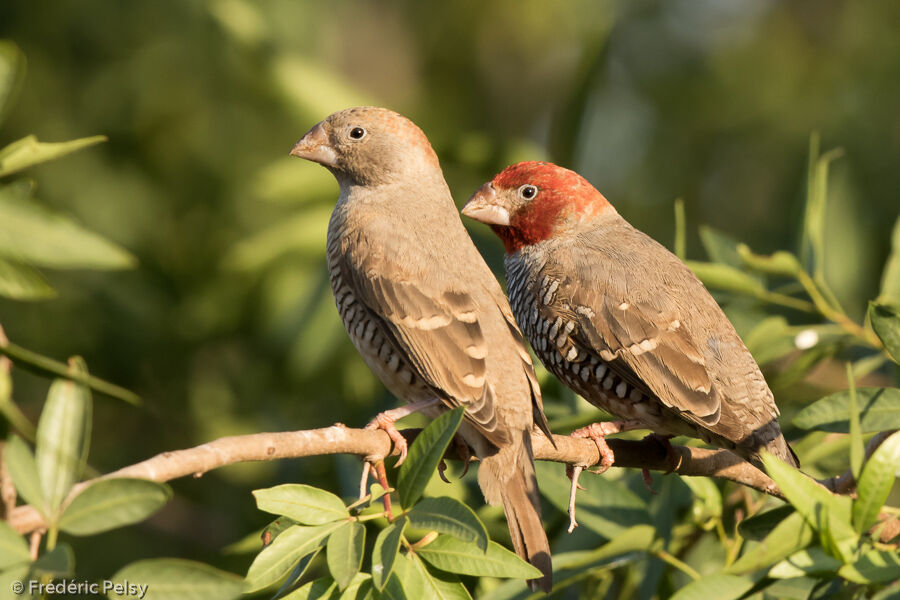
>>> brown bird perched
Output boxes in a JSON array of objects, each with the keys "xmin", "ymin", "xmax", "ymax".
[
  {"xmin": 463, "ymin": 161, "xmax": 798, "ymax": 526},
  {"xmin": 290, "ymin": 109, "xmax": 553, "ymax": 590}
]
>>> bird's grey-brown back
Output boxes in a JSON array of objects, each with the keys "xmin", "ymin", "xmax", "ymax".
[{"xmin": 509, "ymin": 210, "xmax": 795, "ymax": 465}]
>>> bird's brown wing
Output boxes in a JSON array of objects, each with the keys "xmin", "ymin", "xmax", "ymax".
[
  {"xmin": 340, "ymin": 252, "xmax": 511, "ymax": 446},
  {"xmin": 542, "ymin": 257, "xmax": 722, "ymax": 425}
]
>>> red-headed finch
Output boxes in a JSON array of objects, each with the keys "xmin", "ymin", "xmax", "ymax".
[
  {"xmin": 291, "ymin": 109, "xmax": 553, "ymax": 590},
  {"xmin": 463, "ymin": 161, "xmax": 798, "ymax": 525}
]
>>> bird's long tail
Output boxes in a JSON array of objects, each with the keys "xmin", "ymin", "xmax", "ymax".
[{"xmin": 479, "ymin": 432, "xmax": 552, "ymax": 593}]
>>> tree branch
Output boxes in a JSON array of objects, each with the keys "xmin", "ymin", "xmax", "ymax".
[{"xmin": 4, "ymin": 424, "xmax": 881, "ymax": 536}]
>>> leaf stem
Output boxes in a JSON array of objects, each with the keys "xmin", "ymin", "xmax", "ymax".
[
  {"xmin": 794, "ymin": 270, "xmax": 882, "ymax": 348},
  {"xmin": 655, "ymin": 549, "xmax": 701, "ymax": 581}
]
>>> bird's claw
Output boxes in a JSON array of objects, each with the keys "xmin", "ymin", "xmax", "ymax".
[
  {"xmin": 437, "ymin": 460, "xmax": 451, "ymax": 483},
  {"xmin": 365, "ymin": 412, "xmax": 409, "ymax": 465}
]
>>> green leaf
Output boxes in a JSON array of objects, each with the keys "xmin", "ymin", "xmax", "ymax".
[
  {"xmin": 768, "ymin": 547, "xmax": 842, "ymax": 579},
  {"xmin": 669, "ymin": 574, "xmax": 754, "ymax": 600},
  {"xmin": 371, "ymin": 516, "xmax": 407, "ymax": 591},
  {"xmin": 551, "ymin": 524, "xmax": 657, "ymax": 571},
  {"xmin": 336, "ymin": 574, "xmax": 374, "ymax": 600},
  {"xmin": 0, "ymin": 257, "xmax": 55, "ymax": 300},
  {"xmin": 417, "ymin": 536, "xmax": 542, "ymax": 578},
  {"xmin": 685, "ymin": 261, "xmax": 765, "ymax": 295},
  {"xmin": 845, "ymin": 365, "xmax": 863, "ymax": 482},
  {"xmin": 698, "ymin": 225, "xmax": 743, "ymax": 267},
  {"xmin": 4, "ymin": 434, "xmax": 44, "ymax": 511},
  {"xmin": 838, "ymin": 549, "xmax": 900, "ymax": 584},
  {"xmin": 877, "ymin": 215, "xmax": 900, "ymax": 305},
  {"xmin": 869, "ymin": 302, "xmax": 900, "ymax": 364},
  {"xmin": 0, "ymin": 182, "xmax": 136, "ymax": 270},
  {"xmin": 737, "ymin": 245, "xmax": 803, "ymax": 276},
  {"xmin": 681, "ymin": 476, "xmax": 722, "ymax": 527},
  {"xmin": 394, "ymin": 553, "xmax": 471, "ymax": 600},
  {"xmin": 727, "ymin": 512, "xmax": 814, "ymax": 574},
  {"xmin": 58, "ymin": 478, "xmax": 172, "ymax": 535},
  {"xmin": 274, "ymin": 549, "xmax": 323, "ymax": 600},
  {"xmin": 0, "ymin": 520, "xmax": 29, "ymax": 569},
  {"xmin": 536, "ymin": 461, "xmax": 650, "ymax": 539},
  {"xmin": 109, "ymin": 558, "xmax": 243, "ymax": 600},
  {"xmin": 0, "ymin": 565, "xmax": 33, "ymax": 600},
  {"xmin": 32, "ymin": 543, "xmax": 74, "ymax": 577},
  {"xmin": 0, "ymin": 134, "xmax": 107, "ymax": 178},
  {"xmin": 793, "ymin": 387, "xmax": 900, "ymax": 433},
  {"xmin": 278, "ymin": 576, "xmax": 340, "ymax": 600},
  {"xmin": 0, "ymin": 41, "xmax": 26, "ymax": 128},
  {"xmin": 253, "ymin": 484, "xmax": 348, "ymax": 524},
  {"xmin": 407, "ymin": 497, "xmax": 488, "ymax": 551},
  {"xmin": 244, "ymin": 522, "xmax": 344, "ymax": 593},
  {"xmin": 737, "ymin": 505, "xmax": 795, "ymax": 541},
  {"xmin": 761, "ymin": 453, "xmax": 857, "ymax": 562},
  {"xmin": 398, "ymin": 407, "xmax": 464, "ymax": 508},
  {"xmin": 326, "ymin": 521, "xmax": 365, "ymax": 590},
  {"xmin": 262, "ymin": 517, "xmax": 301, "ymax": 546},
  {"xmin": 35, "ymin": 364, "xmax": 92, "ymax": 518},
  {"xmin": 853, "ymin": 431, "xmax": 900, "ymax": 533},
  {"xmin": 673, "ymin": 198, "xmax": 686, "ymax": 260},
  {"xmin": 221, "ymin": 208, "xmax": 331, "ymax": 271},
  {"xmin": 379, "ymin": 575, "xmax": 406, "ymax": 600}
]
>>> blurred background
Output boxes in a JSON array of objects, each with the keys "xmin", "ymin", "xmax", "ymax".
[{"xmin": 1, "ymin": 0, "xmax": 898, "ymax": 595}]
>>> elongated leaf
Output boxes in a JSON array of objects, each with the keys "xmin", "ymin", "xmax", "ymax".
[
  {"xmin": 0, "ymin": 520, "xmax": 29, "ymax": 569},
  {"xmin": 371, "ymin": 517, "xmax": 407, "ymax": 591},
  {"xmin": 698, "ymin": 225, "xmax": 743, "ymax": 267},
  {"xmin": 877, "ymin": 215, "xmax": 900, "ymax": 305},
  {"xmin": 768, "ymin": 547, "xmax": 842, "ymax": 579},
  {"xmin": 669, "ymin": 574, "xmax": 754, "ymax": 600},
  {"xmin": 0, "ymin": 257, "xmax": 55, "ymax": 300},
  {"xmin": 417, "ymin": 536, "xmax": 542, "ymax": 578},
  {"xmin": 793, "ymin": 387, "xmax": 900, "ymax": 433},
  {"xmin": 4, "ymin": 434, "xmax": 44, "ymax": 511},
  {"xmin": 59, "ymin": 478, "xmax": 172, "ymax": 535},
  {"xmin": 0, "ymin": 41, "xmax": 26, "ymax": 127},
  {"xmin": 681, "ymin": 476, "xmax": 722, "ymax": 526},
  {"xmin": 737, "ymin": 505, "xmax": 794, "ymax": 541},
  {"xmin": 109, "ymin": 558, "xmax": 243, "ymax": 600},
  {"xmin": 727, "ymin": 512, "xmax": 814, "ymax": 574},
  {"xmin": 761, "ymin": 453, "xmax": 857, "ymax": 561},
  {"xmin": 398, "ymin": 407, "xmax": 464, "ymax": 508},
  {"xmin": 278, "ymin": 576, "xmax": 340, "ymax": 600},
  {"xmin": 407, "ymin": 497, "xmax": 488, "ymax": 551},
  {"xmin": 273, "ymin": 548, "xmax": 322, "ymax": 600},
  {"xmin": 391, "ymin": 553, "xmax": 425, "ymax": 598},
  {"xmin": 685, "ymin": 261, "xmax": 765, "ymax": 295},
  {"xmin": 838, "ymin": 549, "xmax": 900, "ymax": 584},
  {"xmin": 846, "ymin": 365, "xmax": 863, "ymax": 481},
  {"xmin": 551, "ymin": 524, "xmax": 657, "ymax": 571},
  {"xmin": 262, "ymin": 517, "xmax": 300, "ymax": 546},
  {"xmin": 254, "ymin": 484, "xmax": 348, "ymax": 524},
  {"xmin": 32, "ymin": 543, "xmax": 74, "ymax": 577},
  {"xmin": 221, "ymin": 208, "xmax": 331, "ymax": 271},
  {"xmin": 869, "ymin": 302, "xmax": 900, "ymax": 364},
  {"xmin": 244, "ymin": 522, "xmax": 344, "ymax": 593},
  {"xmin": 0, "ymin": 565, "xmax": 31, "ymax": 600},
  {"xmin": 853, "ymin": 431, "xmax": 900, "ymax": 533},
  {"xmin": 0, "ymin": 183, "xmax": 136, "ymax": 270},
  {"xmin": 0, "ymin": 135, "xmax": 106, "ymax": 178},
  {"xmin": 737, "ymin": 245, "xmax": 802, "ymax": 276},
  {"xmin": 405, "ymin": 553, "xmax": 472, "ymax": 600},
  {"xmin": 326, "ymin": 521, "xmax": 365, "ymax": 590},
  {"xmin": 35, "ymin": 365, "xmax": 92, "ymax": 518},
  {"xmin": 336, "ymin": 574, "xmax": 373, "ymax": 600}
]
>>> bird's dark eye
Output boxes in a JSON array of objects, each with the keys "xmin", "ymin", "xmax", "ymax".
[
  {"xmin": 349, "ymin": 127, "xmax": 366, "ymax": 140},
  {"xmin": 518, "ymin": 184, "xmax": 538, "ymax": 200}
]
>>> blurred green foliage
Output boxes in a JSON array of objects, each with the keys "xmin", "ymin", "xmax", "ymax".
[{"xmin": 1, "ymin": 1, "xmax": 899, "ymax": 598}]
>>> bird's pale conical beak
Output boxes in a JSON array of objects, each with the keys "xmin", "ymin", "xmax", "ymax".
[
  {"xmin": 290, "ymin": 122, "xmax": 338, "ymax": 167},
  {"xmin": 462, "ymin": 183, "xmax": 510, "ymax": 226}
]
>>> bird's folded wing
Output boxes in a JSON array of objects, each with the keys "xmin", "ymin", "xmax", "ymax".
[{"xmin": 341, "ymin": 253, "xmax": 511, "ymax": 446}]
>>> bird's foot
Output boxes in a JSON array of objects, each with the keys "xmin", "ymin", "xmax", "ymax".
[
  {"xmin": 565, "ymin": 420, "xmax": 643, "ymax": 532},
  {"xmin": 437, "ymin": 435, "xmax": 473, "ymax": 483},
  {"xmin": 364, "ymin": 399, "xmax": 442, "ymax": 466},
  {"xmin": 359, "ymin": 459, "xmax": 394, "ymax": 518},
  {"xmin": 639, "ymin": 433, "xmax": 676, "ymax": 494}
]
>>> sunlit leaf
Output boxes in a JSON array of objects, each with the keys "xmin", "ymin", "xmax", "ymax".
[
  {"xmin": 398, "ymin": 407, "xmax": 464, "ymax": 508},
  {"xmin": 274, "ymin": 549, "xmax": 323, "ymax": 600},
  {"xmin": 417, "ymin": 536, "xmax": 542, "ymax": 578},
  {"xmin": 0, "ymin": 41, "xmax": 26, "ymax": 128},
  {"xmin": 0, "ymin": 520, "xmax": 29, "ymax": 569},
  {"xmin": 737, "ymin": 245, "xmax": 802, "ymax": 277},
  {"xmin": 244, "ymin": 522, "xmax": 343, "ymax": 593},
  {"xmin": 0, "ymin": 257, "xmax": 55, "ymax": 300},
  {"xmin": 58, "ymin": 478, "xmax": 172, "ymax": 535},
  {"xmin": 768, "ymin": 547, "xmax": 841, "ymax": 579},
  {"xmin": 371, "ymin": 516, "xmax": 407, "ymax": 591},
  {"xmin": 4, "ymin": 434, "xmax": 44, "ymax": 512},
  {"xmin": 109, "ymin": 558, "xmax": 243, "ymax": 600},
  {"xmin": 253, "ymin": 484, "xmax": 348, "ymax": 525},
  {"xmin": 0, "ymin": 182, "xmax": 136, "ymax": 269},
  {"xmin": 668, "ymin": 573, "xmax": 753, "ymax": 600},
  {"xmin": 326, "ymin": 521, "xmax": 364, "ymax": 590},
  {"xmin": 727, "ymin": 512, "xmax": 814, "ymax": 574},
  {"xmin": 793, "ymin": 387, "xmax": 900, "ymax": 433},
  {"xmin": 685, "ymin": 260, "xmax": 765, "ymax": 295},
  {"xmin": 681, "ymin": 476, "xmax": 722, "ymax": 527},
  {"xmin": 845, "ymin": 365, "xmax": 863, "ymax": 482},
  {"xmin": 877, "ymin": 215, "xmax": 900, "ymax": 305},
  {"xmin": 838, "ymin": 549, "xmax": 900, "ymax": 584},
  {"xmin": 698, "ymin": 225, "xmax": 743, "ymax": 267},
  {"xmin": 221, "ymin": 207, "xmax": 331, "ymax": 271},
  {"xmin": 407, "ymin": 497, "xmax": 488, "ymax": 551},
  {"xmin": 869, "ymin": 301, "xmax": 900, "ymax": 364},
  {"xmin": 853, "ymin": 431, "xmax": 900, "ymax": 534},
  {"xmin": 0, "ymin": 135, "xmax": 106, "ymax": 178},
  {"xmin": 271, "ymin": 55, "xmax": 374, "ymax": 122}
]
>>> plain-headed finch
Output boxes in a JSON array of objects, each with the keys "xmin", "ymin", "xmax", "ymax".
[
  {"xmin": 463, "ymin": 161, "xmax": 798, "ymax": 483},
  {"xmin": 291, "ymin": 109, "xmax": 553, "ymax": 590}
]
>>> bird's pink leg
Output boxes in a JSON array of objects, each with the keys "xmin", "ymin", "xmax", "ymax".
[
  {"xmin": 566, "ymin": 419, "xmax": 644, "ymax": 532},
  {"xmin": 364, "ymin": 398, "xmax": 442, "ymax": 466}
]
